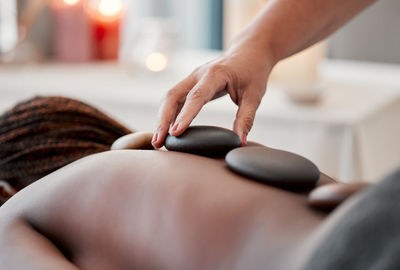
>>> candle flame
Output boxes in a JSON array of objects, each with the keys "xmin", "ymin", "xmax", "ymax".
[
  {"xmin": 98, "ymin": 0, "xmax": 122, "ymax": 17},
  {"xmin": 64, "ymin": 0, "xmax": 80, "ymax": 5},
  {"xmin": 146, "ymin": 53, "xmax": 168, "ymax": 72}
]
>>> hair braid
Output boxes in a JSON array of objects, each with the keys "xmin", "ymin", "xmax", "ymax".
[{"xmin": 0, "ymin": 96, "xmax": 133, "ymax": 199}]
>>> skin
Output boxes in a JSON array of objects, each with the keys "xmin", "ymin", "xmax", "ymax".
[
  {"xmin": 152, "ymin": 0, "xmax": 378, "ymax": 148},
  {"xmin": 0, "ymin": 150, "xmax": 344, "ymax": 270}
]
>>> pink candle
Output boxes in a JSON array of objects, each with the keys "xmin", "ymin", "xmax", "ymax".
[
  {"xmin": 86, "ymin": 0, "xmax": 122, "ymax": 60},
  {"xmin": 51, "ymin": 0, "xmax": 92, "ymax": 62}
]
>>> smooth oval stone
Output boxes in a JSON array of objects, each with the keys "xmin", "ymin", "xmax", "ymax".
[
  {"xmin": 308, "ymin": 182, "xmax": 370, "ymax": 211},
  {"xmin": 111, "ymin": 132, "xmax": 154, "ymax": 150},
  {"xmin": 215, "ymin": 141, "xmax": 267, "ymax": 162},
  {"xmin": 165, "ymin": 126, "xmax": 241, "ymax": 157},
  {"xmin": 226, "ymin": 146, "xmax": 320, "ymax": 190}
]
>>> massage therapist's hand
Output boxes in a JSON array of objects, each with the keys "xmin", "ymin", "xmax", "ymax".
[
  {"xmin": 152, "ymin": 45, "xmax": 274, "ymax": 148},
  {"xmin": 152, "ymin": 0, "xmax": 377, "ymax": 149}
]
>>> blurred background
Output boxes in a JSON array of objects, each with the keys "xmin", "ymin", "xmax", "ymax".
[
  {"xmin": 2, "ymin": 0, "xmax": 400, "ymax": 63},
  {"xmin": 1, "ymin": 0, "xmax": 400, "ymax": 183}
]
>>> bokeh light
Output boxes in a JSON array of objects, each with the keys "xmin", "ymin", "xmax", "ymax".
[
  {"xmin": 145, "ymin": 53, "xmax": 168, "ymax": 72},
  {"xmin": 98, "ymin": 0, "xmax": 122, "ymax": 17},
  {"xmin": 63, "ymin": 0, "xmax": 80, "ymax": 6}
]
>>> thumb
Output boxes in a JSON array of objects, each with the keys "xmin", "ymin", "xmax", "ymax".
[{"xmin": 233, "ymin": 97, "xmax": 260, "ymax": 146}]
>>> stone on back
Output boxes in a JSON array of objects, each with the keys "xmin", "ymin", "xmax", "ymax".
[
  {"xmin": 165, "ymin": 126, "xmax": 241, "ymax": 157},
  {"xmin": 226, "ymin": 146, "xmax": 320, "ymax": 190}
]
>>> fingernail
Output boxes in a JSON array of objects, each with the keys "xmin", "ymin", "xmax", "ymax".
[
  {"xmin": 152, "ymin": 132, "xmax": 158, "ymax": 143},
  {"xmin": 241, "ymin": 134, "xmax": 247, "ymax": 146},
  {"xmin": 170, "ymin": 122, "xmax": 179, "ymax": 133}
]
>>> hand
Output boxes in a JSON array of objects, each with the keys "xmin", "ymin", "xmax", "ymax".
[{"xmin": 152, "ymin": 46, "xmax": 274, "ymax": 148}]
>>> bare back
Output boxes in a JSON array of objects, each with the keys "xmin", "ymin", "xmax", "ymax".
[{"xmin": 0, "ymin": 150, "xmax": 329, "ymax": 270}]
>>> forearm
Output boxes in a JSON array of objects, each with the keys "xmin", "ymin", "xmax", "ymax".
[{"xmin": 229, "ymin": 0, "xmax": 377, "ymax": 63}]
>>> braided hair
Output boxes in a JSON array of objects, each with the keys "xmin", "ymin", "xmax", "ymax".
[{"xmin": 0, "ymin": 96, "xmax": 132, "ymax": 203}]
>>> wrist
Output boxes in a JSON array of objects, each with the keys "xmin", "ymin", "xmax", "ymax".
[{"xmin": 226, "ymin": 27, "xmax": 280, "ymax": 72}]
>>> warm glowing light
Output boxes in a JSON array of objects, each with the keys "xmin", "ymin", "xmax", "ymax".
[
  {"xmin": 146, "ymin": 53, "xmax": 168, "ymax": 72},
  {"xmin": 64, "ymin": 0, "xmax": 80, "ymax": 5},
  {"xmin": 98, "ymin": 0, "xmax": 122, "ymax": 16}
]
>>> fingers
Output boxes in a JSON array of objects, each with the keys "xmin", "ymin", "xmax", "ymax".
[
  {"xmin": 169, "ymin": 72, "xmax": 227, "ymax": 136},
  {"xmin": 152, "ymin": 76, "xmax": 195, "ymax": 148},
  {"xmin": 233, "ymin": 92, "xmax": 261, "ymax": 146},
  {"xmin": 170, "ymin": 103, "xmax": 184, "ymax": 127},
  {"xmin": 211, "ymin": 89, "xmax": 228, "ymax": 100}
]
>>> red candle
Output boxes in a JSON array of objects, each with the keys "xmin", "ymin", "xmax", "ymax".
[
  {"xmin": 87, "ymin": 0, "xmax": 122, "ymax": 60},
  {"xmin": 51, "ymin": 0, "xmax": 92, "ymax": 62}
]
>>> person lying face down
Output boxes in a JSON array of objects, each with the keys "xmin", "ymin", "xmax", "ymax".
[
  {"xmin": 1, "ymin": 149, "xmax": 400, "ymax": 270},
  {"xmin": 1, "ymin": 96, "xmax": 400, "ymax": 269}
]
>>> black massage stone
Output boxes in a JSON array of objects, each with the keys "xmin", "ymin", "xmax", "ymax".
[
  {"xmin": 165, "ymin": 125, "xmax": 241, "ymax": 157},
  {"xmin": 226, "ymin": 146, "xmax": 320, "ymax": 190}
]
